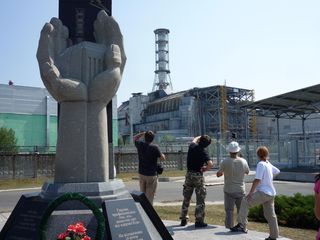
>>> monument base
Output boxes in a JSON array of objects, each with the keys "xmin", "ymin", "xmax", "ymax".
[
  {"xmin": 40, "ymin": 179, "xmax": 130, "ymax": 209},
  {"xmin": 0, "ymin": 180, "xmax": 173, "ymax": 240}
]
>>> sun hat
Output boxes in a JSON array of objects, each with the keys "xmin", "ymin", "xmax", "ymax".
[{"xmin": 226, "ymin": 141, "xmax": 241, "ymax": 153}]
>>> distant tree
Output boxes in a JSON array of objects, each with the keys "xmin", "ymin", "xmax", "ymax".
[
  {"xmin": 0, "ymin": 127, "xmax": 18, "ymax": 154},
  {"xmin": 161, "ymin": 134, "xmax": 175, "ymax": 143},
  {"xmin": 118, "ymin": 136, "xmax": 124, "ymax": 146}
]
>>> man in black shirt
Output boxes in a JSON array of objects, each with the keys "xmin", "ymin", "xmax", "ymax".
[
  {"xmin": 180, "ymin": 135, "xmax": 213, "ymax": 228},
  {"xmin": 134, "ymin": 131, "xmax": 165, "ymax": 204}
]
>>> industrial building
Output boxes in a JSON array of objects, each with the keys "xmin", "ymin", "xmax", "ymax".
[
  {"xmin": 117, "ymin": 28, "xmax": 256, "ymax": 144},
  {"xmin": 0, "ymin": 83, "xmax": 57, "ymax": 152},
  {"xmin": 118, "ymin": 86, "xmax": 255, "ymax": 144},
  {"xmin": 117, "ymin": 27, "xmax": 320, "ymax": 170},
  {"xmin": 117, "ymin": 81, "xmax": 320, "ymax": 168},
  {"xmin": 0, "ymin": 83, "xmax": 119, "ymax": 153}
]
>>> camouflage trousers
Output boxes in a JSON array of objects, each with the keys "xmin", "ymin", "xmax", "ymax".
[{"xmin": 180, "ymin": 172, "xmax": 207, "ymax": 223}]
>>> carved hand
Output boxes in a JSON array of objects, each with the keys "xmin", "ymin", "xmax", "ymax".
[
  {"xmin": 37, "ymin": 11, "xmax": 126, "ymax": 105},
  {"xmin": 89, "ymin": 10, "xmax": 127, "ymax": 103},
  {"xmin": 36, "ymin": 18, "xmax": 88, "ymax": 102}
]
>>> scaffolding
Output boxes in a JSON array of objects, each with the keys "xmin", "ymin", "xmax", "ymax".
[
  {"xmin": 220, "ymin": 85, "xmax": 228, "ymax": 139},
  {"xmin": 190, "ymin": 86, "xmax": 255, "ymax": 139},
  {"xmin": 248, "ymin": 90, "xmax": 257, "ymax": 138}
]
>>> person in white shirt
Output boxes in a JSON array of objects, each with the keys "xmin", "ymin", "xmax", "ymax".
[{"xmin": 231, "ymin": 146, "xmax": 280, "ymax": 240}]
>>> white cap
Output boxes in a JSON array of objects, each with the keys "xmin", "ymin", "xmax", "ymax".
[{"xmin": 226, "ymin": 141, "xmax": 241, "ymax": 153}]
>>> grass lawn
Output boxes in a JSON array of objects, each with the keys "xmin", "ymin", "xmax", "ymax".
[
  {"xmin": 0, "ymin": 170, "xmax": 186, "ymax": 189},
  {"xmin": 154, "ymin": 205, "xmax": 317, "ymax": 240},
  {"xmin": 0, "ymin": 177, "xmax": 52, "ymax": 190}
]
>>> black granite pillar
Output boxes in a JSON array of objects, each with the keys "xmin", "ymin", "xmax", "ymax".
[{"xmin": 58, "ymin": 0, "xmax": 115, "ymax": 179}]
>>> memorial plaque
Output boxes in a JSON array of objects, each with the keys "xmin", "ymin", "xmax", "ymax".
[
  {"xmin": 0, "ymin": 193, "xmax": 49, "ymax": 240},
  {"xmin": 131, "ymin": 191, "xmax": 174, "ymax": 240},
  {"xmin": 103, "ymin": 198, "xmax": 152, "ymax": 240}
]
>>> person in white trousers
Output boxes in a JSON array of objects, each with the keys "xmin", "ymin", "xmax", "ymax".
[{"xmin": 231, "ymin": 146, "xmax": 280, "ymax": 240}]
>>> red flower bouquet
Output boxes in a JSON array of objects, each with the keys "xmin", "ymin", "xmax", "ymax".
[{"xmin": 57, "ymin": 222, "xmax": 91, "ymax": 240}]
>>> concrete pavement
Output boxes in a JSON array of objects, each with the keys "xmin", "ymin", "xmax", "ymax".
[
  {"xmin": 160, "ymin": 169, "xmax": 317, "ymax": 184},
  {"xmin": 0, "ymin": 211, "xmax": 291, "ymax": 239},
  {"xmin": 158, "ymin": 169, "xmax": 256, "ymax": 185},
  {"xmin": 0, "ymin": 212, "xmax": 9, "ymax": 232},
  {"xmin": 164, "ymin": 220, "xmax": 291, "ymax": 240}
]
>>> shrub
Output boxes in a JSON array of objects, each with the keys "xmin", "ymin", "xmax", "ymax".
[
  {"xmin": 0, "ymin": 127, "xmax": 18, "ymax": 154},
  {"xmin": 248, "ymin": 193, "xmax": 318, "ymax": 230}
]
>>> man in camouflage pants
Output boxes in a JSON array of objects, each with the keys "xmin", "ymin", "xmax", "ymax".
[{"xmin": 180, "ymin": 135, "xmax": 213, "ymax": 228}]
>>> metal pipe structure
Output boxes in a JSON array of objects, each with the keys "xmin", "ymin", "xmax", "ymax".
[{"xmin": 153, "ymin": 28, "xmax": 173, "ymax": 93}]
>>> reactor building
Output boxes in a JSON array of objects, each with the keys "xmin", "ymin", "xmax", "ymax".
[{"xmin": 117, "ymin": 28, "xmax": 256, "ymax": 144}]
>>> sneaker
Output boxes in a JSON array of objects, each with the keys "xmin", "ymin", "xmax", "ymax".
[
  {"xmin": 180, "ymin": 219, "xmax": 188, "ymax": 226},
  {"xmin": 195, "ymin": 222, "xmax": 208, "ymax": 228},
  {"xmin": 265, "ymin": 237, "xmax": 277, "ymax": 240},
  {"xmin": 230, "ymin": 223, "xmax": 248, "ymax": 233}
]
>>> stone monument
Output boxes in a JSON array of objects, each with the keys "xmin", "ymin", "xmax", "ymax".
[
  {"xmin": 0, "ymin": 8, "xmax": 173, "ymax": 240},
  {"xmin": 37, "ymin": 10, "xmax": 131, "ymax": 207},
  {"xmin": 37, "ymin": 10, "xmax": 125, "ymax": 183}
]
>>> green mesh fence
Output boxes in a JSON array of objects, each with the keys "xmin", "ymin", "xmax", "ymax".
[{"xmin": 0, "ymin": 113, "xmax": 57, "ymax": 152}]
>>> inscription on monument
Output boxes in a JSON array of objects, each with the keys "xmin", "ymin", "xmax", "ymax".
[
  {"xmin": 103, "ymin": 198, "xmax": 151, "ymax": 240},
  {"xmin": 1, "ymin": 195, "xmax": 49, "ymax": 240},
  {"xmin": 15, "ymin": 209, "xmax": 42, "ymax": 232}
]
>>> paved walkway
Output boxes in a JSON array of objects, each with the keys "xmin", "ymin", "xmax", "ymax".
[
  {"xmin": 0, "ymin": 212, "xmax": 291, "ymax": 240},
  {"xmin": 0, "ymin": 212, "xmax": 9, "ymax": 231},
  {"xmin": 164, "ymin": 220, "xmax": 291, "ymax": 240},
  {"xmin": 158, "ymin": 170, "xmax": 256, "ymax": 185}
]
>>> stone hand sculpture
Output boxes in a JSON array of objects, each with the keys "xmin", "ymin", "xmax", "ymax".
[{"xmin": 36, "ymin": 10, "xmax": 126, "ymax": 183}]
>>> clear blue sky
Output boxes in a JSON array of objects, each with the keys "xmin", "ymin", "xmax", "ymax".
[{"xmin": 1, "ymin": 1, "xmax": 320, "ymax": 105}]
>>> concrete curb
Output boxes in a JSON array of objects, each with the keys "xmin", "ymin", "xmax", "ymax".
[
  {"xmin": 0, "ymin": 187, "xmax": 41, "ymax": 193},
  {"xmin": 275, "ymin": 172, "xmax": 317, "ymax": 182}
]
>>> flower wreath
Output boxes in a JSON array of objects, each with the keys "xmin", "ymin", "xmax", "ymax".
[{"xmin": 39, "ymin": 192, "xmax": 105, "ymax": 240}]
